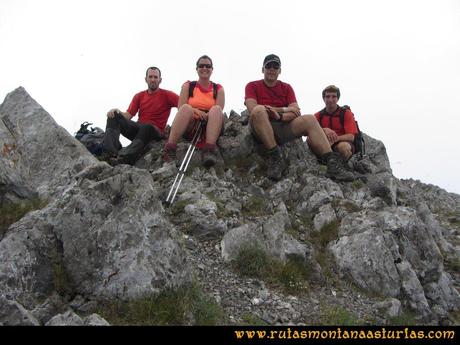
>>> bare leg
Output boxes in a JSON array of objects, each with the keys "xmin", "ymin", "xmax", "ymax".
[
  {"xmin": 290, "ymin": 115, "xmax": 332, "ymax": 155},
  {"xmin": 335, "ymin": 141, "xmax": 353, "ymax": 161},
  {"xmin": 205, "ymin": 105, "xmax": 224, "ymax": 145},
  {"xmin": 168, "ymin": 104, "xmax": 195, "ymax": 144},
  {"xmin": 249, "ymin": 105, "xmax": 277, "ymax": 149}
]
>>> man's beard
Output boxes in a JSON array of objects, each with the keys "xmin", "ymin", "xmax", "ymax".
[{"xmin": 148, "ymin": 84, "xmax": 159, "ymax": 91}]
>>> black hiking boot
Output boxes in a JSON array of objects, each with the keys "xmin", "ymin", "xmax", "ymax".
[
  {"xmin": 267, "ymin": 146, "xmax": 285, "ymax": 181},
  {"xmin": 102, "ymin": 128, "xmax": 122, "ymax": 155},
  {"xmin": 107, "ymin": 156, "xmax": 123, "ymax": 167},
  {"xmin": 117, "ymin": 139, "xmax": 144, "ymax": 165},
  {"xmin": 118, "ymin": 139, "xmax": 144, "ymax": 157},
  {"xmin": 323, "ymin": 152, "xmax": 357, "ymax": 182},
  {"xmin": 98, "ymin": 150, "xmax": 117, "ymax": 163},
  {"xmin": 352, "ymin": 159, "xmax": 372, "ymax": 174},
  {"xmin": 202, "ymin": 144, "xmax": 218, "ymax": 168}
]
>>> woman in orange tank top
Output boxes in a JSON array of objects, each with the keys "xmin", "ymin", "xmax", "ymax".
[{"xmin": 163, "ymin": 55, "xmax": 225, "ymax": 168}]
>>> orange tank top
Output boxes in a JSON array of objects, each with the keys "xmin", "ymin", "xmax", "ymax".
[{"xmin": 187, "ymin": 81, "xmax": 218, "ymax": 111}]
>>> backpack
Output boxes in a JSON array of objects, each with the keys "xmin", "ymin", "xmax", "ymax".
[
  {"xmin": 188, "ymin": 81, "xmax": 218, "ymax": 99},
  {"xmin": 75, "ymin": 122, "xmax": 105, "ymax": 156},
  {"xmin": 319, "ymin": 105, "xmax": 365, "ymax": 159}
]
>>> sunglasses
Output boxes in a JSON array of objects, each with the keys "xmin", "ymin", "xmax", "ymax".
[
  {"xmin": 197, "ymin": 64, "xmax": 213, "ymax": 69},
  {"xmin": 264, "ymin": 62, "xmax": 280, "ymax": 70}
]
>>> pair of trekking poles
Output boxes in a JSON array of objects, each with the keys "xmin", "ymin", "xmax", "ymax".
[{"xmin": 166, "ymin": 120, "xmax": 206, "ymax": 205}]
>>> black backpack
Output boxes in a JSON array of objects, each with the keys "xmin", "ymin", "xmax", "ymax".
[
  {"xmin": 75, "ymin": 122, "xmax": 105, "ymax": 156},
  {"xmin": 188, "ymin": 81, "xmax": 218, "ymax": 99},
  {"xmin": 319, "ymin": 105, "xmax": 365, "ymax": 159}
]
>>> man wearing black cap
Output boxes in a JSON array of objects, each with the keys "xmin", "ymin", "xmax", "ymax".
[{"xmin": 244, "ymin": 54, "xmax": 357, "ymax": 182}]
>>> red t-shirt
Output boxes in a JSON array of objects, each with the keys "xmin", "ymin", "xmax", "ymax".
[
  {"xmin": 127, "ymin": 89, "xmax": 179, "ymax": 132},
  {"xmin": 314, "ymin": 107, "xmax": 358, "ymax": 136},
  {"xmin": 245, "ymin": 80, "xmax": 297, "ymax": 107}
]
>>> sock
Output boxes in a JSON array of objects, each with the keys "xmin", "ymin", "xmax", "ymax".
[
  {"xmin": 165, "ymin": 142, "xmax": 177, "ymax": 151},
  {"xmin": 203, "ymin": 143, "xmax": 217, "ymax": 151}
]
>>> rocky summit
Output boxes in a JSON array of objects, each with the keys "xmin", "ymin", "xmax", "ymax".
[{"xmin": 0, "ymin": 87, "xmax": 459, "ymax": 326}]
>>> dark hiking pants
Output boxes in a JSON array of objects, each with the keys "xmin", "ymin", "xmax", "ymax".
[{"xmin": 103, "ymin": 113, "xmax": 161, "ymax": 155}]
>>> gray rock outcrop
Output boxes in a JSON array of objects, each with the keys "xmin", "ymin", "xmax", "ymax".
[
  {"xmin": 0, "ymin": 87, "xmax": 459, "ymax": 325},
  {"xmin": 0, "ymin": 87, "xmax": 192, "ymax": 324},
  {"xmin": 0, "ymin": 87, "xmax": 97, "ymax": 199},
  {"xmin": 0, "ymin": 296, "xmax": 40, "ymax": 325}
]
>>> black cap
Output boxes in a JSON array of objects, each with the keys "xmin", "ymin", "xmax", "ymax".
[{"xmin": 263, "ymin": 54, "xmax": 281, "ymax": 67}]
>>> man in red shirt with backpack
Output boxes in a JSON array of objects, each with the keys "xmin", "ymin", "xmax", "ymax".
[{"xmin": 312, "ymin": 85, "xmax": 358, "ymax": 161}]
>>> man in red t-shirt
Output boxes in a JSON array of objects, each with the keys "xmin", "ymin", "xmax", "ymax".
[
  {"xmin": 103, "ymin": 66, "xmax": 179, "ymax": 164},
  {"xmin": 311, "ymin": 85, "xmax": 357, "ymax": 161},
  {"xmin": 244, "ymin": 54, "xmax": 356, "ymax": 182}
]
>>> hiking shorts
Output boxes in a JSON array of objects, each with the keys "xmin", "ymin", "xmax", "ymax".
[
  {"xmin": 250, "ymin": 119, "xmax": 296, "ymax": 145},
  {"xmin": 182, "ymin": 117, "xmax": 224, "ymax": 148}
]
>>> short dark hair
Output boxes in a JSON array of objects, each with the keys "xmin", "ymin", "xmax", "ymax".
[
  {"xmin": 322, "ymin": 85, "xmax": 340, "ymax": 99},
  {"xmin": 146, "ymin": 66, "xmax": 161, "ymax": 77},
  {"xmin": 196, "ymin": 55, "xmax": 213, "ymax": 67}
]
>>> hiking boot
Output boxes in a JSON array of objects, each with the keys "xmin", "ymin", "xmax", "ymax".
[
  {"xmin": 352, "ymin": 159, "xmax": 372, "ymax": 174},
  {"xmin": 117, "ymin": 154, "xmax": 137, "ymax": 166},
  {"xmin": 202, "ymin": 144, "xmax": 218, "ymax": 168},
  {"xmin": 267, "ymin": 146, "xmax": 285, "ymax": 181},
  {"xmin": 98, "ymin": 150, "xmax": 117, "ymax": 163},
  {"xmin": 162, "ymin": 143, "xmax": 177, "ymax": 163},
  {"xmin": 115, "ymin": 139, "xmax": 144, "ymax": 165},
  {"xmin": 343, "ymin": 159, "xmax": 354, "ymax": 172},
  {"xmin": 323, "ymin": 152, "xmax": 357, "ymax": 182},
  {"xmin": 118, "ymin": 139, "xmax": 144, "ymax": 158},
  {"xmin": 102, "ymin": 128, "xmax": 122, "ymax": 155},
  {"xmin": 106, "ymin": 156, "xmax": 120, "ymax": 167}
]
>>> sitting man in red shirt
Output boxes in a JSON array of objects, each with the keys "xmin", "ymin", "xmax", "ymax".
[
  {"xmin": 244, "ymin": 54, "xmax": 356, "ymax": 182},
  {"xmin": 103, "ymin": 66, "xmax": 179, "ymax": 164},
  {"xmin": 311, "ymin": 85, "xmax": 357, "ymax": 161}
]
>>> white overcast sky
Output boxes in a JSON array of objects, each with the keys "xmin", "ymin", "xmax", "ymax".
[{"xmin": 1, "ymin": 0, "xmax": 459, "ymax": 194}]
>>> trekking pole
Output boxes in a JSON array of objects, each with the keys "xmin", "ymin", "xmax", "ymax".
[{"xmin": 166, "ymin": 121, "xmax": 205, "ymax": 205}]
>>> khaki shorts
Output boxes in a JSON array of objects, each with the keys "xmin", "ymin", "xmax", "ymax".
[{"xmin": 250, "ymin": 120, "xmax": 296, "ymax": 145}]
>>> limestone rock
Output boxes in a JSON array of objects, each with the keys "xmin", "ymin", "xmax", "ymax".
[
  {"xmin": 45, "ymin": 310, "xmax": 84, "ymax": 326},
  {"xmin": 84, "ymin": 313, "xmax": 110, "ymax": 326},
  {"xmin": 0, "ymin": 87, "xmax": 97, "ymax": 198},
  {"xmin": 329, "ymin": 228, "xmax": 401, "ymax": 297},
  {"xmin": 0, "ymin": 88, "xmax": 459, "ymax": 325},
  {"xmin": 0, "ymin": 296, "xmax": 40, "ymax": 325},
  {"xmin": 374, "ymin": 298, "xmax": 402, "ymax": 318},
  {"xmin": 221, "ymin": 203, "xmax": 322, "ymax": 278},
  {"xmin": 0, "ymin": 162, "xmax": 192, "ymax": 307}
]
